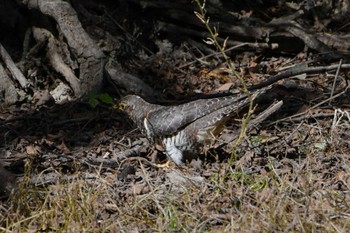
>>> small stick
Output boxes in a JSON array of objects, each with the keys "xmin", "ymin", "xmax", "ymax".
[{"xmin": 330, "ymin": 59, "xmax": 342, "ymax": 102}]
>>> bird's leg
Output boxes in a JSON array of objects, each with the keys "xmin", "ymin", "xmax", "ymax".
[
  {"xmin": 153, "ymin": 144, "xmax": 181, "ymax": 168},
  {"xmin": 153, "ymin": 145, "xmax": 172, "ymax": 168},
  {"xmin": 163, "ymin": 144, "xmax": 184, "ymax": 166}
]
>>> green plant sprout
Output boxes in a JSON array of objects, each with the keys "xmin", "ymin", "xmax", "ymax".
[{"xmin": 194, "ymin": 0, "xmax": 256, "ymax": 166}]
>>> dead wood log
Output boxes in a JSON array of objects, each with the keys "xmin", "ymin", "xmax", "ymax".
[
  {"xmin": 127, "ymin": 0, "xmax": 349, "ymax": 59},
  {"xmin": 0, "ymin": 42, "xmax": 30, "ymax": 90},
  {"xmin": 105, "ymin": 59, "xmax": 160, "ymax": 100},
  {"xmin": 26, "ymin": 0, "xmax": 105, "ymax": 100}
]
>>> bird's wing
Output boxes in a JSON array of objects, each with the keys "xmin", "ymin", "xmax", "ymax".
[
  {"xmin": 147, "ymin": 92, "xmax": 251, "ymax": 136},
  {"xmin": 186, "ymin": 104, "xmax": 241, "ymax": 144}
]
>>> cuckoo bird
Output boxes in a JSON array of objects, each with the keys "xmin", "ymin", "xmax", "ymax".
[{"xmin": 118, "ymin": 89, "xmax": 265, "ymax": 166}]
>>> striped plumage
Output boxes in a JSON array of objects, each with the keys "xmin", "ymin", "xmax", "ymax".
[{"xmin": 119, "ymin": 89, "xmax": 265, "ymax": 165}]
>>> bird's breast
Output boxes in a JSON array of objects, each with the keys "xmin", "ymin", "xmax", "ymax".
[{"xmin": 161, "ymin": 130, "xmax": 196, "ymax": 153}]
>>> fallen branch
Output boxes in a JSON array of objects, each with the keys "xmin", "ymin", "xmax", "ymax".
[
  {"xmin": 0, "ymin": 42, "xmax": 30, "ymax": 90},
  {"xmin": 249, "ymin": 63, "xmax": 350, "ymax": 90},
  {"xmin": 270, "ymin": 88, "xmax": 348, "ymax": 125}
]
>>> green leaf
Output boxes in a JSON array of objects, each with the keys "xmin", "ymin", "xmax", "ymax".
[
  {"xmin": 89, "ymin": 98, "xmax": 99, "ymax": 108},
  {"xmin": 98, "ymin": 93, "xmax": 114, "ymax": 105},
  {"xmin": 87, "ymin": 93, "xmax": 98, "ymax": 108},
  {"xmin": 249, "ymin": 177, "xmax": 267, "ymax": 191}
]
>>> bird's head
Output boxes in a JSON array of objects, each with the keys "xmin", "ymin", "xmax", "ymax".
[
  {"xmin": 117, "ymin": 95, "xmax": 146, "ymax": 124},
  {"xmin": 118, "ymin": 95, "xmax": 140, "ymax": 111}
]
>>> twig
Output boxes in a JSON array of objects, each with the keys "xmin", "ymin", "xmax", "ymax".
[
  {"xmin": 179, "ymin": 43, "xmax": 248, "ymax": 68},
  {"xmin": 269, "ymin": 88, "xmax": 347, "ymax": 125},
  {"xmin": 284, "ymin": 111, "xmax": 335, "ymax": 123},
  {"xmin": 330, "ymin": 59, "xmax": 342, "ymax": 102},
  {"xmin": 104, "ymin": 10, "xmax": 154, "ymax": 55},
  {"xmin": 249, "ymin": 63, "xmax": 350, "ymax": 90},
  {"xmin": 248, "ymin": 100, "xmax": 283, "ymax": 128},
  {"xmin": 267, "ymin": 122, "xmax": 304, "ymax": 154}
]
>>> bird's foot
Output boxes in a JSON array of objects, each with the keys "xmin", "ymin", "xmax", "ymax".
[{"xmin": 155, "ymin": 160, "xmax": 171, "ymax": 168}]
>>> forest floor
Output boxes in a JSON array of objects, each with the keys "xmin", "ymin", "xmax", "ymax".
[{"xmin": 1, "ymin": 1, "xmax": 350, "ymax": 232}]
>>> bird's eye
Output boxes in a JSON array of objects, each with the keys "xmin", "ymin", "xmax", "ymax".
[{"xmin": 118, "ymin": 102, "xmax": 127, "ymax": 110}]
